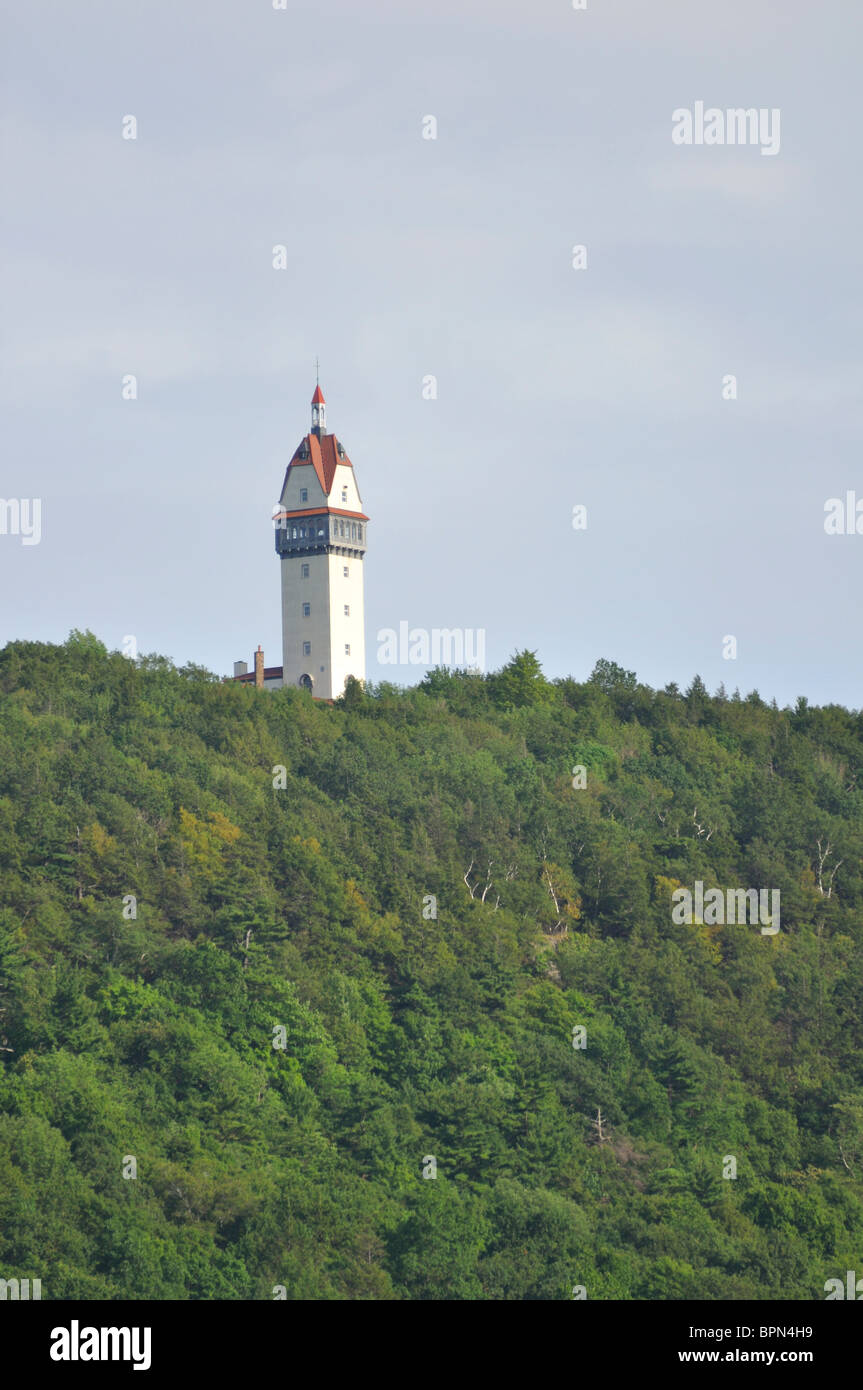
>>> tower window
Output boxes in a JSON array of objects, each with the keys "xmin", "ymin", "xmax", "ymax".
[
  {"xmin": 343, "ymin": 566, "xmax": 349, "ymax": 578},
  {"xmin": 300, "ymin": 488, "xmax": 308, "ymax": 502},
  {"xmin": 345, "ymin": 644, "xmax": 351, "ymax": 656},
  {"xmin": 301, "ymin": 563, "xmax": 309, "ymax": 578},
  {"xmin": 303, "ymin": 641, "xmax": 311, "ymax": 656},
  {"xmin": 341, "ymin": 488, "xmax": 347, "ymax": 503},
  {"xmin": 302, "ymin": 603, "xmax": 310, "ymax": 617},
  {"xmin": 344, "ymin": 604, "xmax": 350, "ymax": 617}
]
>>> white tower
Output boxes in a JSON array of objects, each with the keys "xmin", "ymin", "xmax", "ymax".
[{"xmin": 274, "ymin": 384, "xmax": 368, "ymax": 699}]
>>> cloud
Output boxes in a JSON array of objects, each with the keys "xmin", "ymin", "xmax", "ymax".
[{"xmin": 646, "ymin": 158, "xmax": 801, "ymax": 204}]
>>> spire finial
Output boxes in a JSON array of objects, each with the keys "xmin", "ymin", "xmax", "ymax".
[{"xmin": 315, "ymin": 355, "xmax": 320, "ymax": 386}]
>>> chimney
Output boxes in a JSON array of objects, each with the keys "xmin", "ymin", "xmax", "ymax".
[
  {"xmin": 233, "ymin": 660, "xmax": 248, "ymax": 678},
  {"xmin": 254, "ymin": 645, "xmax": 264, "ymax": 689}
]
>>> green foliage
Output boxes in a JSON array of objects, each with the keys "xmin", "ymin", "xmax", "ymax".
[
  {"xmin": 0, "ymin": 633, "xmax": 862, "ymax": 1299},
  {"xmin": 489, "ymin": 650, "xmax": 557, "ymax": 709},
  {"xmin": 589, "ymin": 658, "xmax": 638, "ymax": 694}
]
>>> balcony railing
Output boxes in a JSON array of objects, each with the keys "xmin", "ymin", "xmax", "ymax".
[{"xmin": 274, "ymin": 522, "xmax": 367, "ymax": 557}]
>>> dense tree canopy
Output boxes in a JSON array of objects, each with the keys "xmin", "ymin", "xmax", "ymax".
[{"xmin": 0, "ymin": 635, "xmax": 861, "ymax": 1299}]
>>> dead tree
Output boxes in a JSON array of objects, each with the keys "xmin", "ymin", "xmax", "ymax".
[
  {"xmin": 591, "ymin": 1107, "xmax": 611, "ymax": 1145},
  {"xmin": 815, "ymin": 839, "xmax": 842, "ymax": 897},
  {"xmin": 692, "ymin": 807, "xmax": 714, "ymax": 841},
  {"xmin": 464, "ymin": 859, "xmax": 515, "ymax": 910}
]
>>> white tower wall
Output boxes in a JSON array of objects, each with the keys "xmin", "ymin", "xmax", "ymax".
[{"xmin": 279, "ymin": 548, "xmax": 366, "ymax": 699}]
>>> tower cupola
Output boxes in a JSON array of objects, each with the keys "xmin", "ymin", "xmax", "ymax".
[{"xmin": 311, "ymin": 384, "xmax": 326, "ymax": 436}]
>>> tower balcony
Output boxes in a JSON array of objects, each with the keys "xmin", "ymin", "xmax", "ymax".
[{"xmin": 274, "ymin": 510, "xmax": 367, "ymax": 558}]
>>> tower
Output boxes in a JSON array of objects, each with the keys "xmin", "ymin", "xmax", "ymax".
[{"xmin": 273, "ymin": 384, "xmax": 368, "ymax": 698}]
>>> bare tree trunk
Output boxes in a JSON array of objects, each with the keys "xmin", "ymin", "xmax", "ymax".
[
  {"xmin": 591, "ymin": 1107, "xmax": 610, "ymax": 1144},
  {"xmin": 75, "ymin": 825, "xmax": 83, "ymax": 901}
]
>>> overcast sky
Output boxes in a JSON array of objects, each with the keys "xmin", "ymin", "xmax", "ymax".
[{"xmin": 2, "ymin": 0, "xmax": 861, "ymax": 706}]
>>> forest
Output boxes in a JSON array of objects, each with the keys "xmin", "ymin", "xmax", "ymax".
[{"xmin": 1, "ymin": 632, "xmax": 862, "ymax": 1300}]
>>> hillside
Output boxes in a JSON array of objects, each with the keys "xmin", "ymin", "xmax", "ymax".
[{"xmin": 1, "ymin": 633, "xmax": 862, "ymax": 1300}]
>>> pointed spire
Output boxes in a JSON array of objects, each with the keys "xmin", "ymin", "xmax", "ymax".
[{"xmin": 311, "ymin": 380, "xmax": 326, "ymax": 435}]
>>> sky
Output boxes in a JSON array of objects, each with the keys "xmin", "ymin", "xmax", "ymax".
[{"xmin": 2, "ymin": 0, "xmax": 861, "ymax": 707}]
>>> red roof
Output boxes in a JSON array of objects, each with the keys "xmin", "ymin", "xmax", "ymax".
[
  {"xmin": 311, "ymin": 385, "xmax": 325, "ymax": 404},
  {"xmin": 273, "ymin": 505, "xmax": 369, "ymax": 522},
  {"xmin": 282, "ymin": 432, "xmax": 353, "ymax": 498},
  {"xmin": 233, "ymin": 666, "xmax": 283, "ymax": 682}
]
